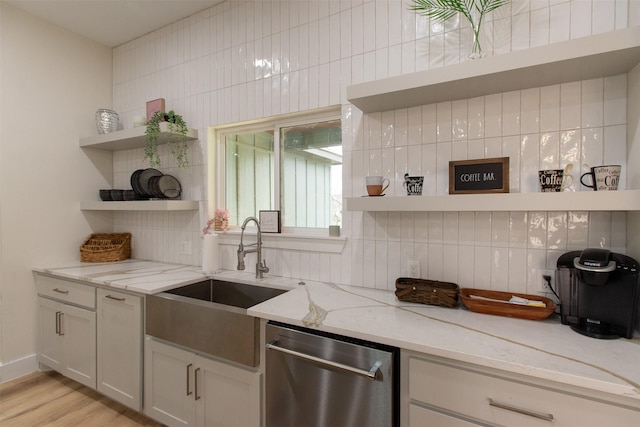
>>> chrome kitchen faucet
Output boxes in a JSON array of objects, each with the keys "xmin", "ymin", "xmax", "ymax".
[{"xmin": 237, "ymin": 216, "xmax": 269, "ymax": 279}]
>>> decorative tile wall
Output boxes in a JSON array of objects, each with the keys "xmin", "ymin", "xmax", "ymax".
[{"xmin": 111, "ymin": 0, "xmax": 636, "ymax": 295}]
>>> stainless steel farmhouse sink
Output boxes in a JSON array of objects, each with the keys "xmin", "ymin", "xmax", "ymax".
[{"xmin": 146, "ymin": 279, "xmax": 287, "ymax": 367}]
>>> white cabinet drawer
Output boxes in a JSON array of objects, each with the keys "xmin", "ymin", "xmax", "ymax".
[
  {"xmin": 36, "ymin": 274, "xmax": 95, "ymax": 309},
  {"xmin": 409, "ymin": 404, "xmax": 481, "ymax": 427},
  {"xmin": 408, "ymin": 356, "xmax": 639, "ymax": 427}
]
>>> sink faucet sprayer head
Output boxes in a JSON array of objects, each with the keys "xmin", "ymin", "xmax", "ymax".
[{"xmin": 237, "ymin": 244, "xmax": 245, "ymax": 270}]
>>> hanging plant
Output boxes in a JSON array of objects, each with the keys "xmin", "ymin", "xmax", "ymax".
[
  {"xmin": 145, "ymin": 110, "xmax": 190, "ymax": 168},
  {"xmin": 409, "ymin": 0, "xmax": 510, "ymax": 60}
]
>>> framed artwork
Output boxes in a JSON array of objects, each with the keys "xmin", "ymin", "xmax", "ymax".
[
  {"xmin": 259, "ymin": 210, "xmax": 281, "ymax": 233},
  {"xmin": 146, "ymin": 98, "xmax": 165, "ymax": 121}
]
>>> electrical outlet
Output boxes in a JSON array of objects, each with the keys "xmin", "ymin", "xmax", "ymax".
[
  {"xmin": 407, "ymin": 260, "xmax": 420, "ymax": 278},
  {"xmin": 536, "ymin": 269, "xmax": 555, "ymax": 293},
  {"xmin": 180, "ymin": 241, "xmax": 192, "ymax": 255}
]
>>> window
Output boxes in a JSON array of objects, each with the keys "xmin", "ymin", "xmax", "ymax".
[{"xmin": 217, "ymin": 109, "xmax": 342, "ymax": 231}]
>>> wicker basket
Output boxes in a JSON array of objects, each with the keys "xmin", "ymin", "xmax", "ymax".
[
  {"xmin": 395, "ymin": 277, "xmax": 460, "ymax": 308},
  {"xmin": 80, "ymin": 233, "xmax": 131, "ymax": 262}
]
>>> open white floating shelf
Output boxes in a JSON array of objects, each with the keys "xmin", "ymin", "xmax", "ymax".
[
  {"xmin": 80, "ymin": 122, "xmax": 199, "ymax": 151},
  {"xmin": 80, "ymin": 200, "xmax": 199, "ymax": 211},
  {"xmin": 347, "ymin": 27, "xmax": 640, "ymax": 112},
  {"xmin": 345, "ymin": 190, "xmax": 640, "ymax": 212}
]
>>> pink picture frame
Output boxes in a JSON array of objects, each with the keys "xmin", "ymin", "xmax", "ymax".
[{"xmin": 146, "ymin": 98, "xmax": 165, "ymax": 121}]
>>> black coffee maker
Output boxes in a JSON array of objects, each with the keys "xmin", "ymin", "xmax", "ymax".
[{"xmin": 556, "ymin": 248, "xmax": 639, "ymax": 339}]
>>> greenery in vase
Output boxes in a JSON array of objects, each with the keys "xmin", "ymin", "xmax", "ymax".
[
  {"xmin": 145, "ymin": 110, "xmax": 190, "ymax": 168},
  {"xmin": 409, "ymin": 0, "xmax": 509, "ymax": 59}
]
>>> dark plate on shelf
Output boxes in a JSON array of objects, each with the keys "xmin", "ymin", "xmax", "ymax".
[
  {"xmin": 157, "ymin": 174, "xmax": 181, "ymax": 199},
  {"xmin": 130, "ymin": 169, "xmax": 145, "ymax": 197},
  {"xmin": 148, "ymin": 175, "xmax": 163, "ymax": 198},
  {"xmin": 138, "ymin": 168, "xmax": 163, "ymax": 197}
]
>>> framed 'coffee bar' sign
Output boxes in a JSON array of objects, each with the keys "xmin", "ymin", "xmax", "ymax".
[{"xmin": 449, "ymin": 157, "xmax": 509, "ymax": 194}]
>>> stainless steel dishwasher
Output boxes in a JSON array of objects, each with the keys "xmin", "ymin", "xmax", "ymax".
[{"xmin": 265, "ymin": 321, "xmax": 399, "ymax": 427}]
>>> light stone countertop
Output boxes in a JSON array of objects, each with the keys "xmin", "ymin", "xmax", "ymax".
[
  {"xmin": 33, "ymin": 259, "xmax": 208, "ymax": 294},
  {"xmin": 34, "ymin": 260, "xmax": 640, "ymax": 406},
  {"xmin": 246, "ymin": 278, "xmax": 640, "ymax": 405}
]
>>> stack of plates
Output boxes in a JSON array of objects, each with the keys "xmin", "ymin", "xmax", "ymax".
[{"xmin": 130, "ymin": 169, "xmax": 182, "ymax": 199}]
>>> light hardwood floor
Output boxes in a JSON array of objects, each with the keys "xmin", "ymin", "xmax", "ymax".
[{"xmin": 0, "ymin": 371, "xmax": 159, "ymax": 426}]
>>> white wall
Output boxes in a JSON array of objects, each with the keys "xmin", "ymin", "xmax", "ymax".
[
  {"xmin": 110, "ymin": 0, "xmax": 639, "ymax": 295},
  {"xmin": 0, "ymin": 3, "xmax": 113, "ymax": 381}
]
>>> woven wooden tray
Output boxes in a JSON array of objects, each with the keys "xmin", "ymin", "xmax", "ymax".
[
  {"xmin": 460, "ymin": 289, "xmax": 556, "ymax": 320},
  {"xmin": 80, "ymin": 233, "xmax": 131, "ymax": 262},
  {"xmin": 395, "ymin": 278, "xmax": 459, "ymax": 308}
]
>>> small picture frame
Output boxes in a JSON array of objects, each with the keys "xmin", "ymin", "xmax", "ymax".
[
  {"xmin": 259, "ymin": 210, "xmax": 281, "ymax": 233},
  {"xmin": 449, "ymin": 157, "xmax": 510, "ymax": 194},
  {"xmin": 146, "ymin": 98, "xmax": 165, "ymax": 121}
]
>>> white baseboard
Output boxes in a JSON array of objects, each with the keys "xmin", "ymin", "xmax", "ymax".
[{"xmin": 0, "ymin": 353, "xmax": 38, "ymax": 383}]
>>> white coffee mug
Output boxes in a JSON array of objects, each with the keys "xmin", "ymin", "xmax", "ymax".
[
  {"xmin": 580, "ymin": 165, "xmax": 621, "ymax": 191},
  {"xmin": 365, "ymin": 176, "xmax": 389, "ymax": 196}
]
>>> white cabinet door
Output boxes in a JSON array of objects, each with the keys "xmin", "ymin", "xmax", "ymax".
[
  {"xmin": 144, "ymin": 338, "xmax": 262, "ymax": 427},
  {"xmin": 196, "ymin": 354, "xmax": 261, "ymax": 427},
  {"xmin": 37, "ymin": 297, "xmax": 64, "ymax": 371},
  {"xmin": 144, "ymin": 338, "xmax": 195, "ymax": 427},
  {"xmin": 62, "ymin": 303, "xmax": 96, "ymax": 388},
  {"xmin": 97, "ymin": 289, "xmax": 142, "ymax": 411},
  {"xmin": 37, "ymin": 296, "xmax": 96, "ymax": 389}
]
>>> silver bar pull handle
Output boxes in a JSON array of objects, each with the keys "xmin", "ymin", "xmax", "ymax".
[
  {"xmin": 53, "ymin": 288, "xmax": 69, "ymax": 294},
  {"xmin": 266, "ymin": 341, "xmax": 382, "ymax": 380},
  {"xmin": 55, "ymin": 311, "xmax": 61, "ymax": 335},
  {"xmin": 186, "ymin": 363, "xmax": 193, "ymax": 396},
  {"xmin": 105, "ymin": 295, "xmax": 126, "ymax": 301},
  {"xmin": 58, "ymin": 312, "xmax": 64, "ymax": 336},
  {"xmin": 489, "ymin": 398, "xmax": 554, "ymax": 422},
  {"xmin": 194, "ymin": 367, "xmax": 201, "ymax": 400}
]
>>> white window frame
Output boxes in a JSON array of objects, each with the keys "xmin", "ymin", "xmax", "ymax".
[{"xmin": 210, "ymin": 106, "xmax": 342, "ymax": 238}]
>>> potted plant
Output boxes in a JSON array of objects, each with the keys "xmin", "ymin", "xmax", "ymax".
[
  {"xmin": 409, "ymin": 0, "xmax": 509, "ymax": 60},
  {"xmin": 145, "ymin": 110, "xmax": 189, "ymax": 168}
]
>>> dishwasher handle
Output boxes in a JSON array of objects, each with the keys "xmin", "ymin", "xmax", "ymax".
[{"xmin": 266, "ymin": 341, "xmax": 383, "ymax": 380}]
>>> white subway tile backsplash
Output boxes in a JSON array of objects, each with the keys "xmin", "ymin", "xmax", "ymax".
[
  {"xmin": 492, "ymin": 211, "xmax": 510, "ymax": 245},
  {"xmin": 588, "ymin": 211, "xmax": 612, "ymax": 248},
  {"xmin": 428, "ymin": 243, "xmax": 444, "ymax": 280},
  {"xmin": 582, "ymin": 78, "xmax": 604, "ymax": 128},
  {"xmin": 520, "ymin": 134, "xmax": 541, "ymax": 192},
  {"xmin": 604, "ymin": 74, "xmax": 627, "ymax": 126},
  {"xmin": 443, "ymin": 212, "xmax": 459, "ymax": 244},
  {"xmin": 467, "ymin": 96, "xmax": 485, "ymax": 140},
  {"xmin": 581, "ymin": 127, "xmax": 604, "ymax": 172},
  {"xmin": 436, "ymin": 101, "xmax": 452, "ymax": 142},
  {"xmin": 474, "ymin": 246, "xmax": 492, "ymax": 287},
  {"xmin": 571, "ymin": 0, "xmax": 593, "ymax": 39},
  {"xmin": 484, "ymin": 94, "xmax": 502, "ymax": 138},
  {"xmin": 428, "ymin": 212, "xmax": 444, "ymax": 244},
  {"xmin": 443, "ymin": 245, "xmax": 459, "ymax": 283},
  {"xmin": 521, "ymin": 88, "xmax": 540, "ymax": 134},
  {"xmin": 407, "ymin": 107, "xmax": 422, "ymax": 145},
  {"xmin": 547, "ymin": 212, "xmax": 568, "ymax": 250},
  {"xmin": 421, "ymin": 104, "xmax": 438, "ymax": 144},
  {"xmin": 387, "ymin": 241, "xmax": 402, "ymax": 287},
  {"xmin": 560, "ymin": 81, "xmax": 582, "ymax": 130},
  {"xmin": 474, "ymin": 212, "xmax": 492, "ymax": 246},
  {"xmin": 530, "ymin": 7, "xmax": 550, "ymax": 47},
  {"xmin": 603, "ymin": 124, "xmax": 627, "ymax": 189},
  {"xmin": 375, "ymin": 240, "xmax": 389, "ymax": 289},
  {"xmin": 111, "ymin": 0, "xmax": 631, "ymax": 290}
]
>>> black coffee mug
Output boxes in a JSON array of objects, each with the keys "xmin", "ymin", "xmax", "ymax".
[
  {"xmin": 580, "ymin": 165, "xmax": 620, "ymax": 191},
  {"xmin": 404, "ymin": 174, "xmax": 424, "ymax": 196}
]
